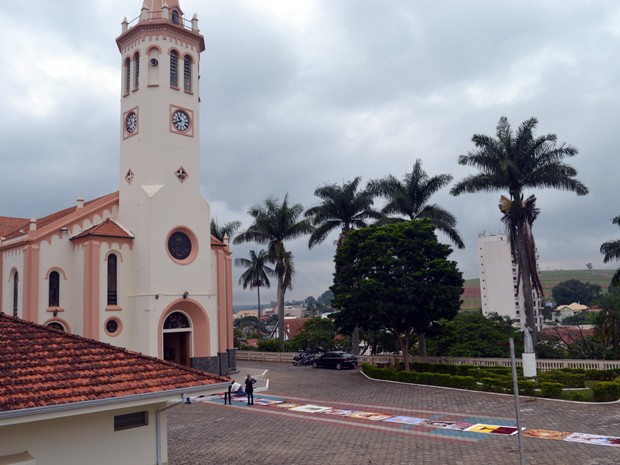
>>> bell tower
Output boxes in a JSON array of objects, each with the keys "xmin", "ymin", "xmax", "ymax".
[{"xmin": 114, "ymin": 1, "xmax": 226, "ymax": 361}]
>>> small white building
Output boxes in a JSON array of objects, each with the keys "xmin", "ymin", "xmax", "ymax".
[
  {"xmin": 477, "ymin": 233, "xmax": 543, "ymax": 330},
  {"xmin": 0, "ymin": 314, "xmax": 229, "ymax": 465}
]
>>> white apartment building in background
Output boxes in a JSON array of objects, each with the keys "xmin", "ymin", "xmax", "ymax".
[{"xmin": 477, "ymin": 233, "xmax": 543, "ymax": 330}]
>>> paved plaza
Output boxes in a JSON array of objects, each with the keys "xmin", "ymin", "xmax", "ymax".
[{"xmin": 168, "ymin": 361, "xmax": 620, "ymax": 464}]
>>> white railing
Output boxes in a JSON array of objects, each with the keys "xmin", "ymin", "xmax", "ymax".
[{"xmin": 235, "ymin": 351, "xmax": 620, "ymax": 371}]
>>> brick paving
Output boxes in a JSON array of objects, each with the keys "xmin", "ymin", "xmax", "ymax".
[{"xmin": 168, "ymin": 362, "xmax": 620, "ymax": 464}]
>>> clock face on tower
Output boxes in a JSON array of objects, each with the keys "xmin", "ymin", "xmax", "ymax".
[
  {"xmin": 125, "ymin": 111, "xmax": 137, "ymax": 133},
  {"xmin": 172, "ymin": 110, "xmax": 190, "ymax": 132}
]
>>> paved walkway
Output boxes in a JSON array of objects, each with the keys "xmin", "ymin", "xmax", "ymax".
[{"xmin": 168, "ymin": 362, "xmax": 620, "ymax": 464}]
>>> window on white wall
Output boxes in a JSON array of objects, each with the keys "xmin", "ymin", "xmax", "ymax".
[
  {"xmin": 107, "ymin": 254, "xmax": 118, "ymax": 306},
  {"xmin": 133, "ymin": 52, "xmax": 140, "ymax": 90},
  {"xmin": 12, "ymin": 271, "xmax": 19, "ymax": 317},
  {"xmin": 170, "ymin": 50, "xmax": 178, "ymax": 87},
  {"xmin": 183, "ymin": 55, "xmax": 192, "ymax": 92},
  {"xmin": 49, "ymin": 271, "xmax": 60, "ymax": 307}
]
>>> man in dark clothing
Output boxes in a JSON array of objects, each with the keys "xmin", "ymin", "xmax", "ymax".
[
  {"xmin": 224, "ymin": 379, "xmax": 234, "ymax": 405},
  {"xmin": 244, "ymin": 374, "xmax": 256, "ymax": 405}
]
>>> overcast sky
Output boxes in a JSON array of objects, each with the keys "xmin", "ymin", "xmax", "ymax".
[{"xmin": 1, "ymin": 0, "xmax": 619, "ymax": 306}]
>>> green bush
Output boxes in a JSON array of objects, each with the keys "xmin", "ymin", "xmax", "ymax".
[
  {"xmin": 592, "ymin": 381, "xmax": 620, "ymax": 402},
  {"xmin": 568, "ymin": 392, "xmax": 584, "ymax": 401},
  {"xmin": 539, "ymin": 370, "xmax": 585, "ymax": 388},
  {"xmin": 519, "ymin": 380, "xmax": 537, "ymax": 396},
  {"xmin": 585, "ymin": 369, "xmax": 620, "ymax": 381},
  {"xmin": 257, "ymin": 339, "xmax": 281, "ymax": 352},
  {"xmin": 540, "ymin": 382, "xmax": 563, "ymax": 399},
  {"xmin": 361, "ymin": 363, "xmax": 476, "ymax": 390}
]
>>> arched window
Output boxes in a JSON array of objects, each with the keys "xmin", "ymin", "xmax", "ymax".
[
  {"xmin": 164, "ymin": 311, "xmax": 190, "ymax": 329},
  {"xmin": 183, "ymin": 55, "xmax": 192, "ymax": 92},
  {"xmin": 172, "ymin": 10, "xmax": 179, "ymax": 24},
  {"xmin": 12, "ymin": 271, "xmax": 18, "ymax": 317},
  {"xmin": 49, "ymin": 271, "xmax": 60, "ymax": 307},
  {"xmin": 47, "ymin": 322, "xmax": 65, "ymax": 332},
  {"xmin": 133, "ymin": 52, "xmax": 140, "ymax": 89},
  {"xmin": 170, "ymin": 51, "xmax": 178, "ymax": 87},
  {"xmin": 107, "ymin": 254, "xmax": 118, "ymax": 306},
  {"xmin": 124, "ymin": 57, "xmax": 131, "ymax": 94}
]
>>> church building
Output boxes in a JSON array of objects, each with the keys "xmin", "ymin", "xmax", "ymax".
[{"xmin": 0, "ymin": 0, "xmax": 235, "ymax": 374}]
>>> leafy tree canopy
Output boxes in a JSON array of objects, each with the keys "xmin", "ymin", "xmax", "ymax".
[
  {"xmin": 428, "ymin": 312, "xmax": 522, "ymax": 358},
  {"xmin": 331, "ymin": 220, "xmax": 463, "ymax": 368},
  {"xmin": 288, "ymin": 317, "xmax": 337, "ymax": 352},
  {"xmin": 551, "ymin": 279, "xmax": 602, "ymax": 306}
]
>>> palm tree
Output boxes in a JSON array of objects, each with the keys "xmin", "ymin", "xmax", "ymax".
[
  {"xmin": 210, "ymin": 218, "xmax": 241, "ymax": 242},
  {"xmin": 450, "ymin": 116, "xmax": 589, "ymax": 348},
  {"xmin": 233, "ymin": 195, "xmax": 314, "ymax": 351},
  {"xmin": 600, "ymin": 215, "xmax": 620, "ymax": 287},
  {"xmin": 368, "ymin": 159, "xmax": 465, "ymax": 249},
  {"xmin": 235, "ymin": 250, "xmax": 275, "ymax": 323},
  {"xmin": 305, "ymin": 177, "xmax": 381, "ymax": 250},
  {"xmin": 305, "ymin": 177, "xmax": 381, "ymax": 354}
]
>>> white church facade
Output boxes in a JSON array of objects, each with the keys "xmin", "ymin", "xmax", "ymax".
[{"xmin": 0, "ymin": 0, "xmax": 235, "ymax": 375}]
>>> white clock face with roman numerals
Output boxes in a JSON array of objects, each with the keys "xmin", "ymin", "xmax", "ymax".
[{"xmin": 172, "ymin": 110, "xmax": 190, "ymax": 132}]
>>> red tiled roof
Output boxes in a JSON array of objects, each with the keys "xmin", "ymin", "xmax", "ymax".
[
  {"xmin": 0, "ymin": 216, "xmax": 29, "ymax": 237},
  {"xmin": 1, "ymin": 192, "xmax": 119, "ymax": 240},
  {"xmin": 71, "ymin": 218, "xmax": 133, "ymax": 240},
  {"xmin": 0, "ymin": 314, "xmax": 228, "ymax": 412}
]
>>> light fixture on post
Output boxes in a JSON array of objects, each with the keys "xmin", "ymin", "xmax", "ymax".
[
  {"xmin": 183, "ymin": 291, "xmax": 189, "ymax": 299},
  {"xmin": 53, "ymin": 309, "xmax": 58, "ymax": 317}
]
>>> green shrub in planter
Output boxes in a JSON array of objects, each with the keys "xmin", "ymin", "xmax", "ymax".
[
  {"xmin": 540, "ymin": 382, "xmax": 563, "ymax": 399},
  {"xmin": 586, "ymin": 369, "xmax": 620, "ymax": 381},
  {"xmin": 518, "ymin": 380, "xmax": 537, "ymax": 396},
  {"xmin": 592, "ymin": 381, "xmax": 620, "ymax": 402},
  {"xmin": 539, "ymin": 370, "xmax": 585, "ymax": 388}
]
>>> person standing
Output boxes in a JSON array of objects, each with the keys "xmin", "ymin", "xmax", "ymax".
[
  {"xmin": 224, "ymin": 378, "xmax": 234, "ymax": 405},
  {"xmin": 244, "ymin": 374, "xmax": 256, "ymax": 405}
]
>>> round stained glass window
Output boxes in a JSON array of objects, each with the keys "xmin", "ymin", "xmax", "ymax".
[
  {"xmin": 106, "ymin": 319, "xmax": 119, "ymax": 334},
  {"xmin": 168, "ymin": 231, "xmax": 192, "ymax": 260}
]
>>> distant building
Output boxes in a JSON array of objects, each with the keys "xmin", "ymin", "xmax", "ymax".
[
  {"xmin": 477, "ymin": 234, "xmax": 543, "ymax": 330},
  {"xmin": 553, "ymin": 302, "xmax": 589, "ymax": 323}
]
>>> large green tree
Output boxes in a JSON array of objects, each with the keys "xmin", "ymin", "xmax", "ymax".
[
  {"xmin": 428, "ymin": 312, "xmax": 522, "ymax": 358},
  {"xmin": 451, "ymin": 116, "xmax": 588, "ymax": 348},
  {"xmin": 235, "ymin": 249, "xmax": 275, "ymax": 323},
  {"xmin": 551, "ymin": 279, "xmax": 602, "ymax": 306},
  {"xmin": 368, "ymin": 159, "xmax": 464, "ymax": 249},
  {"xmin": 234, "ymin": 195, "xmax": 313, "ymax": 351},
  {"xmin": 331, "ymin": 220, "xmax": 463, "ymax": 369},
  {"xmin": 600, "ymin": 215, "xmax": 620, "ymax": 287}
]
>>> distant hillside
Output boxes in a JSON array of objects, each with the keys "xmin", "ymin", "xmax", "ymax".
[{"xmin": 460, "ymin": 269, "xmax": 616, "ymax": 311}]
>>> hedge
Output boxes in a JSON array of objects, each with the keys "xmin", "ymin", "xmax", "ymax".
[
  {"xmin": 538, "ymin": 370, "xmax": 586, "ymax": 388},
  {"xmin": 592, "ymin": 380, "xmax": 620, "ymax": 402},
  {"xmin": 361, "ymin": 363, "xmax": 476, "ymax": 390},
  {"xmin": 540, "ymin": 382, "xmax": 563, "ymax": 399}
]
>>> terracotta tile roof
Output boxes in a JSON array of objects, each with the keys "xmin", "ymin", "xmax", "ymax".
[
  {"xmin": 1, "ymin": 192, "xmax": 119, "ymax": 240},
  {"xmin": 0, "ymin": 314, "xmax": 229, "ymax": 412},
  {"xmin": 0, "ymin": 216, "xmax": 29, "ymax": 237},
  {"xmin": 71, "ymin": 218, "xmax": 134, "ymax": 240}
]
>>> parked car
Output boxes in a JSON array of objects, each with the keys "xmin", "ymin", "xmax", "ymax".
[{"xmin": 312, "ymin": 351, "xmax": 358, "ymax": 370}]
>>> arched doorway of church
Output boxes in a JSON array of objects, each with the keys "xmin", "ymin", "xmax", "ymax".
[{"xmin": 162, "ymin": 311, "xmax": 193, "ymax": 366}]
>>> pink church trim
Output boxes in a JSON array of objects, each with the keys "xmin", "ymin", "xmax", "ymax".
[
  {"xmin": 82, "ymin": 240, "xmax": 101, "ymax": 339},
  {"xmin": 23, "ymin": 244, "xmax": 40, "ymax": 322},
  {"xmin": 214, "ymin": 244, "xmax": 233, "ymax": 352}
]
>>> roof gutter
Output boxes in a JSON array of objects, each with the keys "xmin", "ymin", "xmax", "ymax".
[{"xmin": 0, "ymin": 382, "xmax": 229, "ymax": 423}]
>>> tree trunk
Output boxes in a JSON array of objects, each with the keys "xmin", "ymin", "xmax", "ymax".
[
  {"xmin": 257, "ymin": 286, "xmax": 261, "ymax": 324},
  {"xmin": 351, "ymin": 326, "xmax": 360, "ymax": 355},
  {"xmin": 399, "ymin": 336, "xmax": 411, "ymax": 371},
  {"xmin": 516, "ymin": 223, "xmax": 538, "ymax": 348},
  {"xmin": 277, "ymin": 273, "xmax": 286, "ymax": 351},
  {"xmin": 417, "ymin": 332, "xmax": 427, "ymax": 357}
]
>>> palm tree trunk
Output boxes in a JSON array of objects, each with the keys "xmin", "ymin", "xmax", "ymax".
[
  {"xmin": 257, "ymin": 286, "xmax": 261, "ymax": 323},
  {"xmin": 516, "ymin": 224, "xmax": 538, "ymax": 348},
  {"xmin": 277, "ymin": 273, "xmax": 286, "ymax": 351}
]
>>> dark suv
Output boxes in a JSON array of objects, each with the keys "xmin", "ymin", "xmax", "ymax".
[{"xmin": 312, "ymin": 351, "xmax": 358, "ymax": 370}]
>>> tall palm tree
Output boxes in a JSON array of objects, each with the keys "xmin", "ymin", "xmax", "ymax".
[
  {"xmin": 600, "ymin": 215, "xmax": 620, "ymax": 287},
  {"xmin": 368, "ymin": 159, "xmax": 465, "ymax": 249},
  {"xmin": 210, "ymin": 218, "xmax": 241, "ymax": 242},
  {"xmin": 305, "ymin": 177, "xmax": 381, "ymax": 354},
  {"xmin": 235, "ymin": 249, "xmax": 275, "ymax": 323},
  {"xmin": 234, "ymin": 195, "xmax": 314, "ymax": 351},
  {"xmin": 451, "ymin": 116, "xmax": 589, "ymax": 348}
]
